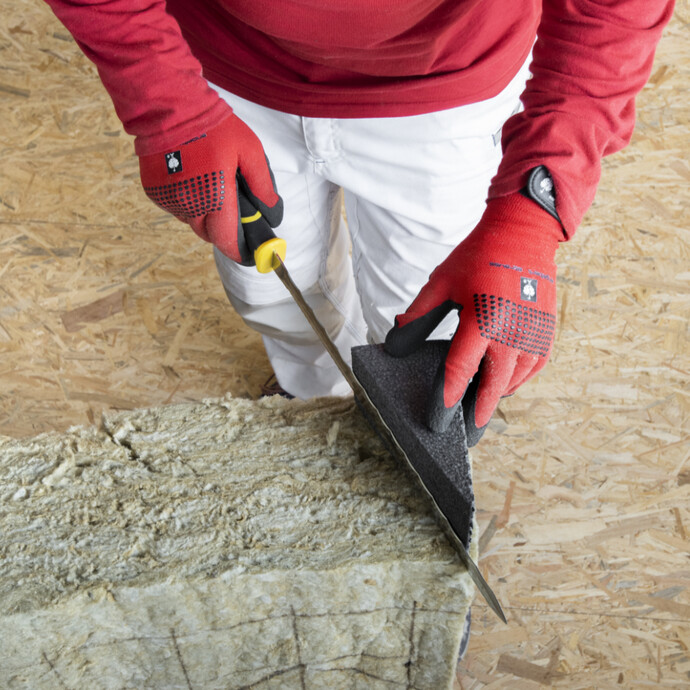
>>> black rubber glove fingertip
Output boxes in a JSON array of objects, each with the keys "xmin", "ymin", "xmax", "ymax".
[
  {"xmin": 427, "ymin": 363, "xmax": 489, "ymax": 445},
  {"xmin": 385, "ymin": 300, "xmax": 457, "ymax": 359},
  {"xmin": 261, "ymin": 194, "xmax": 284, "ymax": 227},
  {"xmin": 461, "ymin": 374, "xmax": 489, "ymax": 448},
  {"xmin": 383, "ymin": 322, "xmax": 408, "ymax": 358},
  {"xmin": 426, "ymin": 360, "xmax": 462, "ymax": 433},
  {"xmin": 427, "ymin": 402, "xmax": 460, "ymax": 433}
]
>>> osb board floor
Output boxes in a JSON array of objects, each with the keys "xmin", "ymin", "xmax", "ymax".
[{"xmin": 0, "ymin": 1, "xmax": 687, "ymax": 688}]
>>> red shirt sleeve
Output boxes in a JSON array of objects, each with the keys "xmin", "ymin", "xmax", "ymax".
[
  {"xmin": 488, "ymin": 0, "xmax": 675, "ymax": 238},
  {"xmin": 44, "ymin": 0, "xmax": 232, "ymax": 155}
]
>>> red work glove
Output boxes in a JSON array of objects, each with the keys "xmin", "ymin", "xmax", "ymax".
[
  {"xmin": 138, "ymin": 114, "xmax": 283, "ymax": 264},
  {"xmin": 385, "ymin": 193, "xmax": 564, "ymax": 444}
]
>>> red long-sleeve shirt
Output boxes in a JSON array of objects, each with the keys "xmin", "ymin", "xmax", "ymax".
[{"xmin": 44, "ymin": 0, "xmax": 674, "ymax": 237}]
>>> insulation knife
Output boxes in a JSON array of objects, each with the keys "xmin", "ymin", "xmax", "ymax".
[{"xmin": 240, "ymin": 199, "xmax": 506, "ymax": 624}]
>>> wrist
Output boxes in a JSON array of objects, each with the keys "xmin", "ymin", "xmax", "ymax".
[
  {"xmin": 134, "ymin": 100, "xmax": 234, "ymax": 157},
  {"xmin": 476, "ymin": 193, "xmax": 565, "ymax": 253}
]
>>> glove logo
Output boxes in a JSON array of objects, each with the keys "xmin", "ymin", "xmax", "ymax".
[
  {"xmin": 521, "ymin": 277, "xmax": 537, "ymax": 302},
  {"xmin": 165, "ymin": 151, "xmax": 182, "ymax": 174},
  {"xmin": 539, "ymin": 176, "xmax": 554, "ymax": 201}
]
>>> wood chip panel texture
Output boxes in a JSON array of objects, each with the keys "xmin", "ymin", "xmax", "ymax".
[{"xmin": 0, "ymin": 0, "xmax": 688, "ymax": 687}]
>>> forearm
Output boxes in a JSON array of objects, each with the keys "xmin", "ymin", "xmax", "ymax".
[
  {"xmin": 489, "ymin": 0, "xmax": 675, "ymax": 237},
  {"xmin": 44, "ymin": 0, "xmax": 231, "ymax": 154}
]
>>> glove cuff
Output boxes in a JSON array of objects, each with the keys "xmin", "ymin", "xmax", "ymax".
[
  {"xmin": 134, "ymin": 102, "xmax": 234, "ymax": 158},
  {"xmin": 479, "ymin": 192, "xmax": 566, "ymax": 254}
]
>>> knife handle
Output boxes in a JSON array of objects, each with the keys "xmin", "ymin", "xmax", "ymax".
[{"xmin": 239, "ymin": 193, "xmax": 286, "ymax": 273}]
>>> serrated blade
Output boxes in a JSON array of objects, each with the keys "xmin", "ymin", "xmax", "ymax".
[{"xmin": 273, "ymin": 255, "xmax": 506, "ymax": 623}]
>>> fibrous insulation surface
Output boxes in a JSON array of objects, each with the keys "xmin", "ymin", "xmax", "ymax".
[{"xmin": 0, "ymin": 395, "xmax": 474, "ymax": 689}]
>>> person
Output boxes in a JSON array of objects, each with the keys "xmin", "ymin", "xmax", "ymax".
[{"xmin": 43, "ymin": 0, "xmax": 674, "ymax": 439}]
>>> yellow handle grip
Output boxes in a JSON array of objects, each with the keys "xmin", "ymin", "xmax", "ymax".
[
  {"xmin": 240, "ymin": 208, "xmax": 286, "ymax": 274},
  {"xmin": 254, "ymin": 236, "xmax": 287, "ymax": 273}
]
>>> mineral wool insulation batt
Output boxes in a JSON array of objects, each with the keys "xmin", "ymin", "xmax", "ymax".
[{"xmin": 0, "ymin": 393, "xmax": 475, "ymax": 689}]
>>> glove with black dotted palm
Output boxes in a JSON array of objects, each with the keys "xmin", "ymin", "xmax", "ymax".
[
  {"xmin": 138, "ymin": 114, "xmax": 283, "ymax": 264},
  {"xmin": 385, "ymin": 192, "xmax": 564, "ymax": 445}
]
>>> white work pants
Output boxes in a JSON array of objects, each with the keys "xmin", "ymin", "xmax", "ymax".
[{"xmin": 211, "ymin": 61, "xmax": 530, "ymax": 398}]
